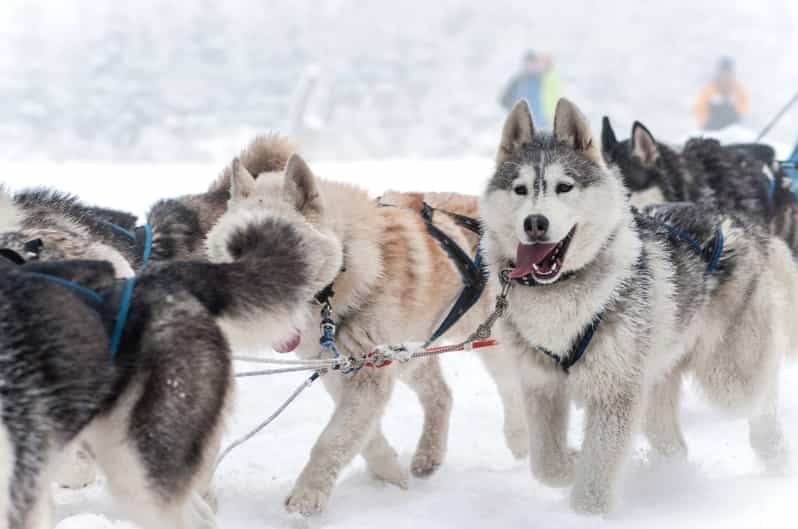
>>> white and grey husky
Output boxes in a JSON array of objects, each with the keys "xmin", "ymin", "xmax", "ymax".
[
  {"xmin": 208, "ymin": 151, "xmax": 527, "ymax": 515},
  {"xmin": 479, "ymin": 98, "xmax": 798, "ymax": 513}
]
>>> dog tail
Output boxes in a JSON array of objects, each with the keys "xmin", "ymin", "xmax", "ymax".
[
  {"xmin": 211, "ymin": 134, "xmax": 297, "ymax": 193},
  {"xmin": 769, "ymin": 237, "xmax": 798, "ymax": 359}
]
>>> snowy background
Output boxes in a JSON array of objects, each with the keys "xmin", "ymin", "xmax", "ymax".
[
  {"xmin": 0, "ymin": 0, "xmax": 796, "ymax": 162},
  {"xmin": 2, "ymin": 0, "xmax": 798, "ymax": 527}
]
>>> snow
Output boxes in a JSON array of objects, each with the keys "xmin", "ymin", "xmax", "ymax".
[
  {"xmin": 2, "ymin": 161, "xmax": 798, "ymax": 529},
  {"xmin": 1, "ymin": 0, "xmax": 796, "ymax": 161}
]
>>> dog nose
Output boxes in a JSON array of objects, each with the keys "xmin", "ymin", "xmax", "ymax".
[{"xmin": 523, "ymin": 215, "xmax": 549, "ymax": 240}]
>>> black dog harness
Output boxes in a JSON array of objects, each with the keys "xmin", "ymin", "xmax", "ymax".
[{"xmin": 419, "ymin": 202, "xmax": 487, "ymax": 344}]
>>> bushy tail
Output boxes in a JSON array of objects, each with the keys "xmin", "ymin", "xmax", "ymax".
[{"xmin": 769, "ymin": 237, "xmax": 798, "ymax": 359}]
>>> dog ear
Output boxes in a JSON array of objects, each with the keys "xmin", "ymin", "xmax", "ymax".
[
  {"xmin": 601, "ymin": 116, "xmax": 618, "ymax": 154},
  {"xmin": 554, "ymin": 98, "xmax": 604, "ymax": 165},
  {"xmin": 497, "ymin": 99, "xmax": 535, "ymax": 166},
  {"xmin": 630, "ymin": 122, "xmax": 659, "ymax": 167},
  {"xmin": 284, "ymin": 154, "xmax": 323, "ymax": 219},
  {"xmin": 230, "ymin": 158, "xmax": 256, "ymax": 200}
]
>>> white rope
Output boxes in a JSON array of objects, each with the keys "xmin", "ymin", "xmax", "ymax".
[
  {"xmin": 233, "ymin": 355, "xmax": 336, "ymax": 366},
  {"xmin": 214, "ymin": 370, "xmax": 326, "ymax": 474},
  {"xmin": 236, "ymin": 365, "xmax": 328, "ymax": 378}
]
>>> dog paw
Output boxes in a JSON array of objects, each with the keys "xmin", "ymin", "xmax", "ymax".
[
  {"xmin": 369, "ymin": 460, "xmax": 410, "ymax": 489},
  {"xmin": 54, "ymin": 449, "xmax": 97, "ymax": 490},
  {"xmin": 570, "ymin": 481, "xmax": 612, "ymax": 515},
  {"xmin": 411, "ymin": 451, "xmax": 443, "ymax": 479},
  {"xmin": 285, "ymin": 485, "xmax": 330, "ymax": 516},
  {"xmin": 504, "ymin": 424, "xmax": 529, "ymax": 459},
  {"xmin": 533, "ymin": 448, "xmax": 578, "ymax": 487}
]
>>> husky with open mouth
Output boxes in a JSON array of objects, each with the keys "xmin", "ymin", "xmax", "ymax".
[{"xmin": 480, "ymin": 98, "xmax": 798, "ymax": 513}]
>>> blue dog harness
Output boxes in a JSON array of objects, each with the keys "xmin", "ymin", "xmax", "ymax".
[
  {"xmin": 4, "ymin": 223, "xmax": 153, "ymax": 361},
  {"xmin": 528, "ymin": 217, "xmax": 725, "ymax": 373}
]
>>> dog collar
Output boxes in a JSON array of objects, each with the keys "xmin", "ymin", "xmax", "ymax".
[{"xmin": 506, "ymin": 265, "xmax": 577, "ymax": 287}]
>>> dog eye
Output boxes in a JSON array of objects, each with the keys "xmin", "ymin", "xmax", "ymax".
[
  {"xmin": 513, "ymin": 185, "xmax": 528, "ymax": 196},
  {"xmin": 556, "ymin": 183, "xmax": 574, "ymax": 194}
]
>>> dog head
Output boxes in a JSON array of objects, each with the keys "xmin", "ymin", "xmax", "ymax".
[
  {"xmin": 481, "ymin": 98, "xmax": 626, "ymax": 284},
  {"xmin": 601, "ymin": 117, "xmax": 668, "ymax": 204}
]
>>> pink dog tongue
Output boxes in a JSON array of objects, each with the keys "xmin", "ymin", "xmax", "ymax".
[
  {"xmin": 509, "ymin": 242, "xmax": 559, "ymax": 278},
  {"xmin": 274, "ymin": 333, "xmax": 301, "ymax": 354}
]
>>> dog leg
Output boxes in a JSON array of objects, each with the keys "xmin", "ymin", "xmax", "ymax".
[
  {"xmin": 571, "ymin": 388, "xmax": 642, "ymax": 514},
  {"xmin": 52, "ymin": 441, "xmax": 96, "ymax": 490},
  {"xmin": 286, "ymin": 370, "xmax": 394, "ymax": 515},
  {"xmin": 22, "ymin": 488, "xmax": 54, "ymax": 529},
  {"xmin": 361, "ymin": 428, "xmax": 409, "ymax": 489},
  {"xmin": 749, "ymin": 373, "xmax": 788, "ymax": 470},
  {"xmin": 480, "ymin": 346, "xmax": 528, "ymax": 458},
  {"xmin": 402, "ymin": 359, "xmax": 453, "ymax": 478},
  {"xmin": 644, "ymin": 368, "xmax": 687, "ymax": 459},
  {"xmin": 521, "ymin": 373, "xmax": 576, "ymax": 487}
]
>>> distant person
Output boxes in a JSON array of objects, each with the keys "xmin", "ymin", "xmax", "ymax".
[
  {"xmin": 692, "ymin": 57, "xmax": 749, "ymax": 131},
  {"xmin": 501, "ymin": 51, "xmax": 560, "ymax": 127}
]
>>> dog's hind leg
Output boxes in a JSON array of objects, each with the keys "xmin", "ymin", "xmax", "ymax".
[
  {"xmin": 644, "ymin": 367, "xmax": 687, "ymax": 459},
  {"xmin": 480, "ymin": 346, "xmax": 528, "ymax": 459},
  {"xmin": 286, "ymin": 369, "xmax": 395, "ymax": 515},
  {"xmin": 21, "ymin": 484, "xmax": 54, "ymax": 529},
  {"xmin": 401, "ymin": 358, "xmax": 453, "ymax": 478}
]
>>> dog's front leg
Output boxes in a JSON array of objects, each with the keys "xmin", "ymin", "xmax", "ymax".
[
  {"xmin": 286, "ymin": 369, "xmax": 395, "ymax": 515},
  {"xmin": 571, "ymin": 385, "xmax": 642, "ymax": 514},
  {"xmin": 520, "ymin": 363, "xmax": 576, "ymax": 487}
]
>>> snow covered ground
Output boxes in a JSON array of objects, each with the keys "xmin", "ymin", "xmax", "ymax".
[{"xmin": 3, "ymin": 162, "xmax": 798, "ymax": 529}]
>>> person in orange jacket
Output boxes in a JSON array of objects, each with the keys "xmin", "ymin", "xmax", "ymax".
[{"xmin": 693, "ymin": 57, "xmax": 749, "ymax": 131}]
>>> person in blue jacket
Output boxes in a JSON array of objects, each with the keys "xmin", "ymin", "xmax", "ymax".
[{"xmin": 500, "ymin": 51, "xmax": 547, "ymax": 125}]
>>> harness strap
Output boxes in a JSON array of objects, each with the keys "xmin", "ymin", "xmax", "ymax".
[
  {"xmin": 538, "ymin": 311, "xmax": 603, "ymax": 373},
  {"xmin": 109, "ymin": 277, "xmax": 136, "ymax": 361},
  {"xmin": 99, "ymin": 220, "xmax": 153, "ymax": 270},
  {"xmin": 420, "ymin": 202, "xmax": 487, "ymax": 345},
  {"xmin": 24, "ymin": 272, "xmax": 105, "ymax": 306}
]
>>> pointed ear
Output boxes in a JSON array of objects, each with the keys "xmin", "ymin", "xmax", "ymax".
[
  {"xmin": 631, "ymin": 122, "xmax": 659, "ymax": 167},
  {"xmin": 553, "ymin": 98, "xmax": 604, "ymax": 165},
  {"xmin": 497, "ymin": 100, "xmax": 535, "ymax": 165},
  {"xmin": 601, "ymin": 116, "xmax": 618, "ymax": 153},
  {"xmin": 230, "ymin": 158, "xmax": 256, "ymax": 200},
  {"xmin": 284, "ymin": 154, "xmax": 323, "ymax": 219}
]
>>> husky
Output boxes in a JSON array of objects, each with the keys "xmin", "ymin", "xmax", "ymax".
[
  {"xmin": 207, "ymin": 151, "xmax": 527, "ymax": 515},
  {"xmin": 0, "ymin": 183, "xmax": 342, "ymax": 529},
  {"xmin": 600, "ymin": 118, "xmax": 798, "ymax": 252},
  {"xmin": 0, "ymin": 135, "xmax": 296, "ymax": 489},
  {"xmin": 479, "ymin": 98, "xmax": 797, "ymax": 513},
  {"xmin": 0, "ymin": 135, "xmax": 296, "ymax": 274}
]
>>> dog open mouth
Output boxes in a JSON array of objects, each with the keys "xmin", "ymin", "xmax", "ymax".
[
  {"xmin": 509, "ymin": 226, "xmax": 576, "ymax": 283},
  {"xmin": 274, "ymin": 332, "xmax": 301, "ymax": 353}
]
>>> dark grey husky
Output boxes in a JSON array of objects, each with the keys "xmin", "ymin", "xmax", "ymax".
[{"xmin": 0, "ymin": 205, "xmax": 342, "ymax": 529}]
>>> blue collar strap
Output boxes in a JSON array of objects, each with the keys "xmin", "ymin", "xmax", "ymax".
[{"xmin": 99, "ymin": 220, "xmax": 153, "ymax": 270}]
